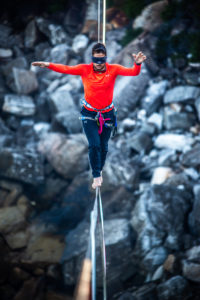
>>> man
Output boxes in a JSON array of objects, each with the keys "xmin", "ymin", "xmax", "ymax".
[{"xmin": 32, "ymin": 43, "xmax": 146, "ymax": 189}]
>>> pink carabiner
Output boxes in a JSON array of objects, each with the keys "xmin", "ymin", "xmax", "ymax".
[{"xmin": 98, "ymin": 112, "xmax": 111, "ymax": 134}]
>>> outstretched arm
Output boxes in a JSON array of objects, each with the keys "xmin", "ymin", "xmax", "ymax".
[
  {"xmin": 115, "ymin": 51, "xmax": 146, "ymax": 76},
  {"xmin": 31, "ymin": 61, "xmax": 84, "ymax": 75}
]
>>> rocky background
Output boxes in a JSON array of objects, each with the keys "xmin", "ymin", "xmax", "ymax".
[{"xmin": 0, "ymin": 0, "xmax": 200, "ymax": 299}]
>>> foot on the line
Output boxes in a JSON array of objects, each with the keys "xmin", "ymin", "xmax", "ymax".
[{"xmin": 92, "ymin": 177, "xmax": 102, "ymax": 189}]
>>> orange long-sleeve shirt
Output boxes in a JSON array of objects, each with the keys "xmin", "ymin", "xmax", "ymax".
[{"xmin": 47, "ymin": 62, "xmax": 142, "ymax": 112}]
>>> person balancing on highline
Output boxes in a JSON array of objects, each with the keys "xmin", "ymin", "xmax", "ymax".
[{"xmin": 32, "ymin": 43, "xmax": 146, "ymax": 190}]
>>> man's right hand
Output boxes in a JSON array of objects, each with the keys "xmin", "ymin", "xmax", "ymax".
[{"xmin": 31, "ymin": 61, "xmax": 50, "ymax": 68}]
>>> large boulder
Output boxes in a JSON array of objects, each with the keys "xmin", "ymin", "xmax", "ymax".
[{"xmin": 37, "ymin": 133, "xmax": 88, "ymax": 179}]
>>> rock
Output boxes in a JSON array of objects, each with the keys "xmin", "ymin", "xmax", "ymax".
[
  {"xmin": 1, "ymin": 57, "xmax": 28, "ymax": 79},
  {"xmin": 63, "ymin": 3, "xmax": 85, "ymax": 36},
  {"xmin": 130, "ymin": 187, "xmax": 165, "ymax": 266},
  {"xmin": 33, "ymin": 122, "xmax": 51, "ymax": 138},
  {"xmin": 107, "ymin": 7, "xmax": 129, "ymax": 28},
  {"xmin": 164, "ymin": 86, "xmax": 200, "ymax": 104},
  {"xmin": 0, "ymin": 180, "xmax": 23, "ymax": 207},
  {"xmin": 182, "ymin": 245, "xmax": 200, "ymax": 282},
  {"xmin": 72, "ymin": 34, "xmax": 89, "ymax": 54},
  {"xmin": 164, "ymin": 106, "xmax": 196, "ymax": 130},
  {"xmin": 188, "ymin": 185, "xmax": 200, "ymax": 236},
  {"xmin": 0, "ymin": 147, "xmax": 44, "ymax": 185},
  {"xmin": 0, "ymin": 206, "xmax": 26, "ymax": 234},
  {"xmin": 3, "ymin": 94, "xmax": 36, "ymax": 116},
  {"xmin": 183, "ymin": 70, "xmax": 200, "ymax": 86},
  {"xmin": 113, "ymin": 66, "xmax": 150, "ymax": 120},
  {"xmin": 11, "ymin": 67, "xmax": 38, "ymax": 94},
  {"xmin": 163, "ymin": 254, "xmax": 176, "ymax": 273},
  {"xmin": 22, "ymin": 234, "xmax": 65, "ymax": 264},
  {"xmin": 34, "ymin": 42, "xmax": 51, "ymax": 62},
  {"xmin": 142, "ymin": 80, "xmax": 168, "ymax": 116},
  {"xmin": 181, "ymin": 143, "xmax": 200, "ymax": 167},
  {"xmin": 13, "ymin": 277, "xmax": 45, "ymax": 300},
  {"xmin": 36, "ymin": 17, "xmax": 71, "ymax": 46},
  {"xmin": 0, "ymin": 48, "xmax": 13, "ymax": 60},
  {"xmin": 143, "ymin": 247, "xmax": 168, "ymax": 272},
  {"xmin": 147, "ymin": 113, "xmax": 163, "ymax": 130},
  {"xmin": 39, "ymin": 171, "xmax": 91, "ymax": 233},
  {"xmin": 106, "ymin": 28, "xmax": 126, "ymax": 42},
  {"xmin": 62, "ymin": 218, "xmax": 135, "ymax": 296},
  {"xmin": 50, "ymin": 43, "xmax": 70, "ymax": 64},
  {"xmin": 133, "ymin": 0, "xmax": 168, "ymax": 32},
  {"xmin": 151, "ymin": 167, "xmax": 173, "ymax": 185},
  {"xmin": 24, "ymin": 20, "xmax": 38, "ymax": 49},
  {"xmin": 195, "ymin": 97, "xmax": 200, "ymax": 121},
  {"xmin": 37, "ymin": 133, "xmax": 88, "ymax": 179},
  {"xmin": 152, "ymin": 265, "xmax": 163, "ymax": 281},
  {"xmin": 157, "ymin": 275, "xmax": 189, "ymax": 300},
  {"xmin": 0, "ymin": 24, "xmax": 12, "ymax": 48},
  {"xmin": 129, "ymin": 131, "xmax": 153, "ymax": 154},
  {"xmin": 49, "ymin": 89, "xmax": 76, "ymax": 113},
  {"xmin": 55, "ymin": 110, "xmax": 82, "ymax": 134},
  {"xmin": 131, "ymin": 283, "xmax": 157, "ymax": 300},
  {"xmin": 5, "ymin": 230, "xmax": 28, "ymax": 249},
  {"xmin": 154, "ymin": 133, "xmax": 194, "ymax": 151}
]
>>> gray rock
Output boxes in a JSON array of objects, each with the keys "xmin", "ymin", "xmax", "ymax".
[
  {"xmin": 195, "ymin": 97, "xmax": 200, "ymax": 121},
  {"xmin": 113, "ymin": 66, "xmax": 150, "ymax": 120},
  {"xmin": 188, "ymin": 185, "xmax": 200, "ymax": 236},
  {"xmin": 106, "ymin": 28, "xmax": 127, "ymax": 42},
  {"xmin": 0, "ymin": 48, "xmax": 13, "ymax": 59},
  {"xmin": 50, "ymin": 43, "xmax": 70, "ymax": 64},
  {"xmin": 55, "ymin": 110, "xmax": 82, "ymax": 134},
  {"xmin": 11, "ymin": 68, "xmax": 39, "ymax": 94},
  {"xmin": 3, "ymin": 94, "xmax": 36, "ymax": 116},
  {"xmin": 133, "ymin": 0, "xmax": 168, "ymax": 32},
  {"xmin": 37, "ymin": 133, "xmax": 88, "ymax": 179},
  {"xmin": 1, "ymin": 57, "xmax": 28, "ymax": 78},
  {"xmin": 164, "ymin": 106, "xmax": 196, "ymax": 130},
  {"xmin": 129, "ymin": 131, "xmax": 153, "ymax": 154},
  {"xmin": 164, "ymin": 86, "xmax": 200, "ymax": 104},
  {"xmin": 182, "ymin": 246, "xmax": 200, "ymax": 282},
  {"xmin": 62, "ymin": 218, "xmax": 135, "ymax": 295},
  {"xmin": 24, "ymin": 20, "xmax": 38, "ymax": 49},
  {"xmin": 0, "ymin": 206, "xmax": 26, "ymax": 234},
  {"xmin": 36, "ymin": 17, "xmax": 71, "ymax": 46},
  {"xmin": 183, "ymin": 70, "xmax": 200, "ymax": 86},
  {"xmin": 0, "ymin": 147, "xmax": 44, "ymax": 185},
  {"xmin": 154, "ymin": 133, "xmax": 194, "ymax": 151},
  {"xmin": 182, "ymin": 260, "xmax": 200, "ymax": 283},
  {"xmin": 146, "ymin": 185, "xmax": 190, "ymax": 249},
  {"xmin": 49, "ymin": 89, "xmax": 75, "ymax": 113},
  {"xmin": 0, "ymin": 24, "xmax": 12, "ymax": 48},
  {"xmin": 34, "ymin": 42, "xmax": 51, "ymax": 62},
  {"xmin": 143, "ymin": 247, "xmax": 167, "ymax": 272},
  {"xmin": 72, "ymin": 34, "xmax": 89, "ymax": 54},
  {"xmin": 181, "ymin": 143, "xmax": 200, "ymax": 167},
  {"xmin": 157, "ymin": 275, "xmax": 189, "ymax": 300},
  {"xmin": 131, "ymin": 188, "xmax": 165, "ymax": 260},
  {"xmin": 142, "ymin": 80, "xmax": 168, "ymax": 116}
]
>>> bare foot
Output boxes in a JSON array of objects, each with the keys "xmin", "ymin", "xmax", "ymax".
[{"xmin": 92, "ymin": 177, "xmax": 102, "ymax": 189}]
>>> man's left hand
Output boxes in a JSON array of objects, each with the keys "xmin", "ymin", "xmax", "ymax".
[{"xmin": 132, "ymin": 51, "xmax": 146, "ymax": 64}]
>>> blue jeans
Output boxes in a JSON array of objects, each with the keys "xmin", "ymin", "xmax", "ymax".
[{"xmin": 81, "ymin": 106, "xmax": 115, "ymax": 178}]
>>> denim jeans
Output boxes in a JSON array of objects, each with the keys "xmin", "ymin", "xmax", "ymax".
[{"xmin": 80, "ymin": 106, "xmax": 115, "ymax": 178}]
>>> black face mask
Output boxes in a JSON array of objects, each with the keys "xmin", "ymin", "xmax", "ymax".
[{"xmin": 92, "ymin": 56, "xmax": 107, "ymax": 64}]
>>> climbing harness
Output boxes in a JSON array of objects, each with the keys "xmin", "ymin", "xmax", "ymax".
[{"xmin": 79, "ymin": 99, "xmax": 118, "ymax": 137}]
